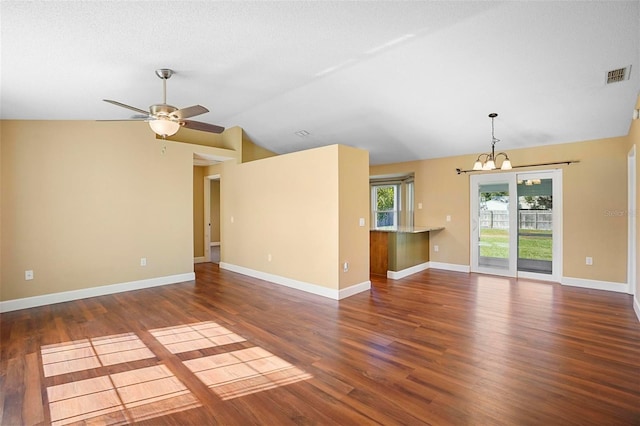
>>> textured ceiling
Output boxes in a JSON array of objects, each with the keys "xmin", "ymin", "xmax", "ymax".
[{"xmin": 2, "ymin": 1, "xmax": 639, "ymax": 164}]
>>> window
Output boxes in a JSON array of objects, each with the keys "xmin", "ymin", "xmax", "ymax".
[
  {"xmin": 372, "ymin": 184, "xmax": 399, "ymax": 227},
  {"xmin": 370, "ymin": 173, "xmax": 415, "ymax": 228}
]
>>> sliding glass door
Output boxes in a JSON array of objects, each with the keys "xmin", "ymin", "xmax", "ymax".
[
  {"xmin": 517, "ymin": 174, "xmax": 553, "ymax": 275},
  {"xmin": 471, "ymin": 170, "xmax": 562, "ymax": 280},
  {"xmin": 471, "ymin": 174, "xmax": 517, "ymax": 277}
]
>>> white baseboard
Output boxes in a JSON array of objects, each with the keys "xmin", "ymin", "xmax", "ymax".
[
  {"xmin": 339, "ymin": 280, "xmax": 372, "ymax": 299},
  {"xmin": 219, "ymin": 262, "xmax": 370, "ymax": 300},
  {"xmin": 210, "ymin": 242, "xmax": 221, "ymax": 247},
  {"xmin": 194, "ymin": 256, "xmax": 208, "ymax": 264},
  {"xmin": 634, "ymin": 296, "xmax": 640, "ymax": 323},
  {"xmin": 387, "ymin": 262, "xmax": 430, "ymax": 280},
  {"xmin": 386, "ymin": 262, "xmax": 472, "ymax": 279},
  {"xmin": 429, "ymin": 262, "xmax": 471, "ymax": 273},
  {"xmin": 0, "ymin": 272, "xmax": 195, "ymax": 313},
  {"xmin": 561, "ymin": 276, "xmax": 629, "ymax": 293}
]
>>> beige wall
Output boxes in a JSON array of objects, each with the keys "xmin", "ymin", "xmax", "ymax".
[
  {"xmin": 1, "ymin": 120, "xmax": 227, "ymax": 302},
  {"xmin": 371, "ymin": 135, "xmax": 630, "ymax": 285},
  {"xmin": 210, "ymin": 180, "xmax": 221, "ymax": 243},
  {"xmin": 221, "ymin": 144, "xmax": 369, "ymax": 290},
  {"xmin": 193, "ymin": 166, "xmax": 206, "ymax": 258},
  {"xmin": 190, "ymin": 134, "xmax": 273, "ymax": 259},
  {"xmin": 3, "ymin": 116, "xmax": 635, "ymax": 305},
  {"xmin": 338, "ymin": 145, "xmax": 370, "ymax": 289}
]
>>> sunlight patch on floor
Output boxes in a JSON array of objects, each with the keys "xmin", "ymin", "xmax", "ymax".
[
  {"xmin": 149, "ymin": 321, "xmax": 246, "ymax": 354},
  {"xmin": 40, "ymin": 322, "xmax": 312, "ymax": 424},
  {"xmin": 41, "ymin": 333, "xmax": 155, "ymax": 377},
  {"xmin": 46, "ymin": 365, "xmax": 200, "ymax": 426},
  {"xmin": 184, "ymin": 346, "xmax": 313, "ymax": 400}
]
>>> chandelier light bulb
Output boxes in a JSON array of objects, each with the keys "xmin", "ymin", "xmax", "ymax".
[{"xmin": 484, "ymin": 159, "xmax": 496, "ymax": 170}]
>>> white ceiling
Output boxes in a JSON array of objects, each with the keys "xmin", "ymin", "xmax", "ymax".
[{"xmin": 2, "ymin": 1, "xmax": 639, "ymax": 165}]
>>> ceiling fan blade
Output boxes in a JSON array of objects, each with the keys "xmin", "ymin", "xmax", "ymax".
[
  {"xmin": 170, "ymin": 105, "xmax": 209, "ymax": 120},
  {"xmin": 97, "ymin": 113, "xmax": 149, "ymax": 122},
  {"xmin": 182, "ymin": 120, "xmax": 225, "ymax": 134},
  {"xmin": 98, "ymin": 119, "xmax": 148, "ymax": 122},
  {"xmin": 103, "ymin": 99, "xmax": 150, "ymax": 116}
]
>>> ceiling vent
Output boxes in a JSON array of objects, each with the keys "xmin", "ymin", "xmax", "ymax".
[{"xmin": 606, "ymin": 66, "xmax": 631, "ymax": 84}]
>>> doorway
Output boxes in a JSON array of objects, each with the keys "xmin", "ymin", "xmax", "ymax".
[{"xmin": 470, "ymin": 170, "xmax": 562, "ymax": 281}]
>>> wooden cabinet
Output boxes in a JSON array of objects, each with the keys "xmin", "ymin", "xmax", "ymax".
[{"xmin": 370, "ymin": 227, "xmax": 443, "ymax": 276}]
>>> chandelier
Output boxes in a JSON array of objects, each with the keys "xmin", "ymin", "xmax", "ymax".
[{"xmin": 472, "ymin": 113, "xmax": 512, "ymax": 171}]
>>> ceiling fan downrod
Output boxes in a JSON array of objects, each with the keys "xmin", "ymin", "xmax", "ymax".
[{"xmin": 155, "ymin": 68, "xmax": 173, "ymax": 105}]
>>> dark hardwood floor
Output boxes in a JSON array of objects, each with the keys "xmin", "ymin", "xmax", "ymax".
[{"xmin": 1, "ymin": 263, "xmax": 639, "ymax": 425}]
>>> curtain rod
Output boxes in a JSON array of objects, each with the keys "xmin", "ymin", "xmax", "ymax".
[{"xmin": 456, "ymin": 160, "xmax": 579, "ymax": 175}]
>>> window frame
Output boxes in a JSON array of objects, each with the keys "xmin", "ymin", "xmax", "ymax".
[
  {"xmin": 371, "ymin": 184, "xmax": 400, "ymax": 228},
  {"xmin": 370, "ymin": 173, "xmax": 415, "ymax": 229}
]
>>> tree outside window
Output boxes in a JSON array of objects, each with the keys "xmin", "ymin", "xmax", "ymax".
[{"xmin": 373, "ymin": 185, "xmax": 398, "ymax": 227}]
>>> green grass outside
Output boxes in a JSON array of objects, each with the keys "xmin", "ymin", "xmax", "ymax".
[{"xmin": 479, "ymin": 228, "xmax": 552, "ymax": 260}]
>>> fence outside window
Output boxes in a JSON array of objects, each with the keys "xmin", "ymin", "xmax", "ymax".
[{"xmin": 480, "ymin": 210, "xmax": 552, "ymax": 230}]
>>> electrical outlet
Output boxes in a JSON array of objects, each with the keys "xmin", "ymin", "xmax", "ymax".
[
  {"xmin": 359, "ymin": 218, "xmax": 365, "ymax": 227},
  {"xmin": 434, "ymin": 245, "xmax": 439, "ymax": 252},
  {"xmin": 586, "ymin": 257, "xmax": 593, "ymax": 265},
  {"xmin": 25, "ymin": 270, "xmax": 34, "ymax": 280},
  {"xmin": 446, "ymin": 215, "xmax": 451, "ymax": 222},
  {"xmin": 418, "ymin": 203, "xmax": 423, "ymax": 209},
  {"xmin": 140, "ymin": 258, "xmax": 147, "ymax": 266}
]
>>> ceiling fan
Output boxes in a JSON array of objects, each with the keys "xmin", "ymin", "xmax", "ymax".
[{"xmin": 103, "ymin": 68, "xmax": 224, "ymax": 137}]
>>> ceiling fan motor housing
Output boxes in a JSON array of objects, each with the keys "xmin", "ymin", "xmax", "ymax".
[{"xmin": 150, "ymin": 104, "xmax": 179, "ymax": 119}]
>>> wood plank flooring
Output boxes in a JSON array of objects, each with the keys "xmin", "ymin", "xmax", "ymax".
[{"xmin": 1, "ymin": 264, "xmax": 640, "ymax": 425}]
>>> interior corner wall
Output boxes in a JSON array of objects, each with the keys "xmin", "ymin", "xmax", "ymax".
[
  {"xmin": 371, "ymin": 135, "xmax": 630, "ymax": 285},
  {"xmin": 0, "ymin": 120, "xmax": 219, "ymax": 303},
  {"xmin": 221, "ymin": 144, "xmax": 368, "ymax": 291},
  {"xmin": 241, "ymin": 130, "xmax": 277, "ymax": 163}
]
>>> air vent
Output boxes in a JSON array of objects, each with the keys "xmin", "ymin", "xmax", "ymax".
[{"xmin": 606, "ymin": 66, "xmax": 631, "ymax": 84}]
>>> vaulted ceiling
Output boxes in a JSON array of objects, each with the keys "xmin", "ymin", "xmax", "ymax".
[{"xmin": 2, "ymin": 1, "xmax": 639, "ymax": 164}]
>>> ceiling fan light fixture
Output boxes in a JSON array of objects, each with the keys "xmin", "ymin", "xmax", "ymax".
[{"xmin": 149, "ymin": 118, "xmax": 180, "ymax": 137}]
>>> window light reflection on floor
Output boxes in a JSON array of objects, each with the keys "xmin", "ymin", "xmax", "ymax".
[
  {"xmin": 41, "ymin": 333, "xmax": 155, "ymax": 377},
  {"xmin": 46, "ymin": 365, "xmax": 200, "ymax": 426},
  {"xmin": 148, "ymin": 321, "xmax": 246, "ymax": 354},
  {"xmin": 184, "ymin": 346, "xmax": 313, "ymax": 400},
  {"xmin": 40, "ymin": 322, "xmax": 313, "ymax": 425}
]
